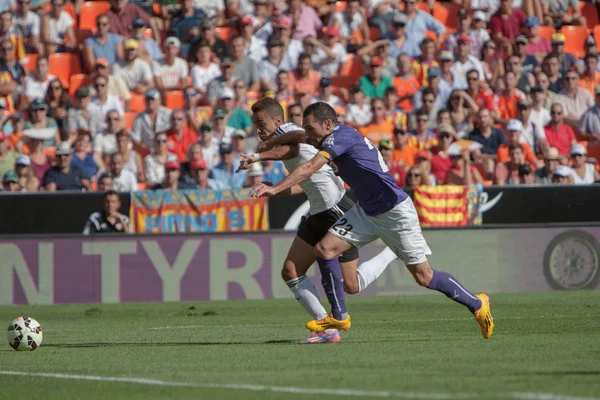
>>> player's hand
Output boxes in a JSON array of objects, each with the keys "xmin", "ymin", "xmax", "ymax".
[
  {"xmin": 250, "ymin": 182, "xmax": 277, "ymax": 198},
  {"xmin": 236, "ymin": 154, "xmax": 256, "ymax": 173}
]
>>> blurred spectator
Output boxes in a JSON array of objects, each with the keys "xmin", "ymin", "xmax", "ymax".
[
  {"xmin": 542, "ymin": 0, "xmax": 585, "ymax": 28},
  {"xmin": 168, "ymin": 0, "xmax": 206, "ymax": 58},
  {"xmin": 516, "ymin": 100, "xmax": 545, "ymax": 151},
  {"xmin": 166, "ymin": 109, "xmax": 197, "ymax": 162},
  {"xmin": 529, "ymin": 86, "xmax": 551, "ymax": 129},
  {"xmin": 25, "ymin": 99, "xmax": 59, "ymax": 148},
  {"xmin": 535, "ymin": 71, "xmax": 557, "ymax": 109},
  {"xmin": 113, "ymin": 39, "xmax": 154, "ymax": 93},
  {"xmin": 2, "ymin": 170, "xmax": 19, "ymax": 191},
  {"xmin": 207, "ymin": 57, "xmax": 236, "ymax": 107},
  {"xmin": 514, "ymin": 34, "xmax": 539, "ymax": 74},
  {"xmin": 496, "ymin": 119, "xmax": 537, "ymax": 168},
  {"xmin": 25, "ymin": 133, "xmax": 51, "ymax": 181},
  {"xmin": 71, "ymin": 130, "xmax": 98, "ymax": 180},
  {"xmin": 275, "ymin": 70, "xmax": 294, "ymax": 107},
  {"xmin": 494, "ymin": 72, "xmax": 526, "ymax": 124},
  {"xmin": 576, "ymin": 37, "xmax": 600, "ymax": 73},
  {"xmin": 543, "ymin": 102, "xmax": 577, "ymax": 157},
  {"xmin": 379, "ymin": 138, "xmax": 406, "ymax": 187},
  {"xmin": 360, "ymin": 56, "xmax": 392, "ymax": 99},
  {"xmin": 344, "ymin": 85, "xmax": 371, "ymax": 127},
  {"xmin": 230, "ymin": 35, "xmax": 260, "ymax": 92},
  {"xmin": 480, "ymin": 40, "xmax": 503, "ymax": 88},
  {"xmin": 392, "ymin": 126, "xmax": 418, "ymax": 167},
  {"xmin": 408, "ymin": 109, "xmax": 437, "ymax": 151},
  {"xmin": 87, "ymin": 58, "xmax": 131, "ymax": 106},
  {"xmin": 226, "ymin": 0, "xmax": 254, "ymax": 19},
  {"xmin": 383, "ymin": 87, "xmax": 407, "ymax": 129},
  {"xmin": 0, "ymin": 40, "xmax": 24, "ymax": 112},
  {"xmin": 556, "ymin": 69, "xmax": 593, "ymax": 125},
  {"xmin": 471, "ymin": 11, "xmax": 490, "ymax": 44},
  {"xmin": 258, "ymin": 36, "xmax": 290, "ymax": 91},
  {"xmin": 14, "ymin": 154, "xmax": 38, "ymax": 192},
  {"xmin": 67, "ymin": 87, "xmax": 93, "ymax": 137},
  {"xmin": 430, "ymin": 125, "xmax": 454, "ymax": 182},
  {"xmin": 115, "ymin": 129, "xmax": 143, "ymax": 182},
  {"xmin": 412, "ymin": 38, "xmax": 438, "ymax": 87},
  {"xmin": 438, "ymin": 51, "xmax": 467, "ymax": 91},
  {"xmin": 469, "ymin": 108, "xmax": 504, "ymax": 174},
  {"xmin": 244, "ymin": 162, "xmax": 263, "ymax": 187},
  {"xmin": 490, "ymin": 0, "xmax": 526, "ymax": 45},
  {"xmin": 131, "ymin": 88, "xmax": 171, "ymax": 152},
  {"xmin": 212, "ymin": 107, "xmax": 235, "ymax": 142},
  {"xmin": 153, "ymin": 37, "xmax": 188, "ymax": 91},
  {"xmin": 0, "ymin": 11, "xmax": 25, "ymax": 62},
  {"xmin": 309, "ymin": 28, "xmax": 345, "ymax": 77},
  {"xmin": 287, "ymin": 0, "xmax": 322, "ymax": 41},
  {"xmin": 357, "ymin": 37, "xmax": 393, "ymax": 75},
  {"xmin": 110, "ymin": 152, "xmax": 137, "ymax": 191},
  {"xmin": 45, "ymin": 78, "xmax": 70, "ymax": 133},
  {"xmin": 198, "ymin": 123, "xmax": 219, "ymax": 169},
  {"xmin": 445, "ymin": 146, "xmax": 484, "ymax": 185},
  {"xmin": 328, "ymin": 0, "xmax": 367, "ymax": 44},
  {"xmin": 288, "ymin": 53, "xmax": 320, "ymax": 102},
  {"xmin": 466, "ymin": 69, "xmax": 494, "ymax": 114},
  {"xmin": 359, "ymin": 97, "xmax": 393, "ymax": 144},
  {"xmin": 274, "ymin": 16, "xmax": 303, "ymax": 70},
  {"xmin": 144, "ymin": 131, "xmax": 177, "ymax": 185},
  {"xmin": 190, "ymin": 156, "xmax": 225, "ymax": 189},
  {"xmin": 261, "ymin": 159, "xmax": 285, "ymax": 184},
  {"xmin": 401, "ymin": 0, "xmax": 445, "ymax": 52},
  {"xmin": 414, "ymin": 67, "xmax": 450, "ymax": 117},
  {"xmin": 107, "ymin": 0, "xmax": 157, "ymax": 41},
  {"xmin": 445, "ymin": 10, "xmax": 481, "ymax": 58},
  {"xmin": 543, "ymin": 53, "xmax": 563, "ymax": 93},
  {"xmin": 130, "ymin": 18, "xmax": 162, "ymax": 63},
  {"xmin": 393, "ymin": 54, "xmax": 420, "ymax": 113},
  {"xmin": 88, "ymin": 75, "xmax": 124, "ymax": 134},
  {"xmin": 93, "ymin": 110, "xmax": 121, "ymax": 170},
  {"xmin": 178, "ymin": 142, "xmax": 202, "ymax": 185},
  {"xmin": 448, "ymin": 90, "xmax": 476, "ymax": 138},
  {"xmin": 388, "ymin": 13, "xmax": 416, "ymax": 59},
  {"xmin": 506, "ymin": 54, "xmax": 535, "ymax": 95},
  {"xmin": 578, "ymin": 53, "xmax": 600, "ymax": 97},
  {"xmin": 5, "ymin": 113, "xmax": 25, "ymax": 149},
  {"xmin": 523, "ymin": 16, "xmax": 550, "ymax": 64},
  {"xmin": 0, "ymin": 131, "xmax": 16, "ymax": 179},
  {"xmin": 40, "ymin": 0, "xmax": 76, "ymax": 54},
  {"xmin": 238, "ymin": 16, "xmax": 266, "ymax": 63},
  {"xmin": 406, "ymin": 164, "xmax": 432, "ymax": 187},
  {"xmin": 535, "ymin": 147, "xmax": 561, "ymax": 184},
  {"xmin": 310, "ymin": 77, "xmax": 342, "ymax": 108},
  {"xmin": 249, "ymin": 0, "xmax": 273, "ymax": 44},
  {"xmin": 83, "ymin": 13, "xmax": 124, "ymax": 73},
  {"xmin": 233, "ymin": 79, "xmax": 252, "ymax": 113},
  {"xmin": 42, "ymin": 141, "xmax": 89, "ymax": 191},
  {"xmin": 552, "ymin": 165, "xmax": 573, "ymax": 184},
  {"xmin": 287, "ymin": 102, "xmax": 303, "ymax": 126},
  {"xmin": 218, "ymin": 87, "xmax": 252, "ymax": 132},
  {"xmin": 188, "ymin": 19, "xmax": 230, "ymax": 64},
  {"xmin": 22, "ymin": 55, "xmax": 53, "ymax": 105},
  {"xmin": 97, "ymin": 171, "xmax": 113, "ymax": 191},
  {"xmin": 210, "ymin": 142, "xmax": 246, "ymax": 189},
  {"xmin": 550, "ymin": 33, "xmax": 576, "ymax": 75},
  {"xmin": 190, "ymin": 39, "xmax": 221, "ymax": 95},
  {"xmin": 13, "ymin": 0, "xmax": 43, "ymax": 55},
  {"xmin": 83, "ymin": 189, "xmax": 132, "ymax": 233},
  {"xmin": 579, "ymin": 86, "xmax": 600, "ymax": 141},
  {"xmin": 569, "ymin": 143, "xmax": 600, "ymax": 184},
  {"xmin": 184, "ymin": 87, "xmax": 210, "ymax": 131},
  {"xmin": 452, "ymin": 37, "xmax": 485, "ymax": 82},
  {"xmin": 193, "ymin": 0, "xmax": 224, "ymax": 25},
  {"xmin": 151, "ymin": 159, "xmax": 193, "ymax": 189}
]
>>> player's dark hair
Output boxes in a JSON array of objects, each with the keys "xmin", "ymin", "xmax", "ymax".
[
  {"xmin": 104, "ymin": 190, "xmax": 119, "ymax": 199},
  {"xmin": 303, "ymin": 102, "xmax": 338, "ymax": 125},
  {"xmin": 252, "ymin": 97, "xmax": 284, "ymax": 119}
]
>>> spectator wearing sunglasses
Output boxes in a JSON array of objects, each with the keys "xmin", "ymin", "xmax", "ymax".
[
  {"xmin": 45, "ymin": 78, "xmax": 70, "ymax": 132},
  {"xmin": 542, "ymin": 102, "xmax": 577, "ymax": 157},
  {"xmin": 144, "ymin": 131, "xmax": 179, "ymax": 186},
  {"xmin": 569, "ymin": 143, "xmax": 600, "ymax": 185},
  {"xmin": 556, "ymin": 69, "xmax": 593, "ymax": 126},
  {"xmin": 392, "ymin": 126, "xmax": 418, "ymax": 167},
  {"xmin": 408, "ymin": 109, "xmax": 438, "ymax": 151},
  {"xmin": 25, "ymin": 98, "xmax": 59, "ymax": 148},
  {"xmin": 13, "ymin": 0, "xmax": 43, "ymax": 55},
  {"xmin": 40, "ymin": 0, "xmax": 76, "ymax": 54},
  {"xmin": 413, "ymin": 67, "xmax": 450, "ymax": 119},
  {"xmin": 83, "ymin": 14, "xmax": 123, "ymax": 73},
  {"xmin": 86, "ymin": 58, "xmax": 131, "ymax": 106}
]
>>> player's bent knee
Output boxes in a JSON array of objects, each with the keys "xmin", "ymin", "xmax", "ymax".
[
  {"xmin": 344, "ymin": 281, "xmax": 359, "ymax": 295},
  {"xmin": 281, "ymin": 259, "xmax": 298, "ymax": 282},
  {"xmin": 314, "ymin": 242, "xmax": 336, "ymax": 259}
]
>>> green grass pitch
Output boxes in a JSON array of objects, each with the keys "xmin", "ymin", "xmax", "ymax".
[{"xmin": 1, "ymin": 291, "xmax": 599, "ymax": 400}]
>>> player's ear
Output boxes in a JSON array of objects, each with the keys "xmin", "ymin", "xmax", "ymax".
[{"xmin": 274, "ymin": 115, "xmax": 283, "ymax": 125}]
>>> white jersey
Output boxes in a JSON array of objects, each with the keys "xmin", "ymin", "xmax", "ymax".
[{"xmin": 275, "ymin": 123, "xmax": 346, "ymax": 215}]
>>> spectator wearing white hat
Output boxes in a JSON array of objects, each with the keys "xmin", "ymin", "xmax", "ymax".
[
  {"xmin": 471, "ymin": 11, "xmax": 491, "ymax": 47},
  {"xmin": 552, "ymin": 165, "xmax": 573, "ymax": 184},
  {"xmin": 14, "ymin": 154, "xmax": 38, "ymax": 192},
  {"xmin": 570, "ymin": 143, "xmax": 600, "ymax": 185},
  {"xmin": 42, "ymin": 142, "xmax": 89, "ymax": 191},
  {"xmin": 112, "ymin": 38, "xmax": 154, "ymax": 93},
  {"xmin": 496, "ymin": 119, "xmax": 537, "ymax": 169},
  {"xmin": 444, "ymin": 144, "xmax": 484, "ymax": 185},
  {"xmin": 535, "ymin": 147, "xmax": 561, "ymax": 184},
  {"xmin": 153, "ymin": 37, "xmax": 189, "ymax": 91},
  {"xmin": 219, "ymin": 87, "xmax": 252, "ymax": 133},
  {"xmin": 131, "ymin": 88, "xmax": 172, "ymax": 152},
  {"xmin": 579, "ymin": 86, "xmax": 600, "ymax": 141},
  {"xmin": 244, "ymin": 162, "xmax": 264, "ymax": 188}
]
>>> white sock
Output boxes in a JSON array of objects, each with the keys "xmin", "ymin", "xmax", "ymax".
[
  {"xmin": 356, "ymin": 247, "xmax": 398, "ymax": 292},
  {"xmin": 286, "ymin": 276, "xmax": 328, "ymax": 320}
]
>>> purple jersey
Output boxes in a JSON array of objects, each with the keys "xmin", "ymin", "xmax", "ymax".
[{"xmin": 316, "ymin": 123, "xmax": 408, "ymax": 216}]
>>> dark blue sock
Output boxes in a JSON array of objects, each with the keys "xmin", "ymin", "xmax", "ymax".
[
  {"xmin": 316, "ymin": 256, "xmax": 347, "ymax": 320},
  {"xmin": 427, "ymin": 270, "xmax": 482, "ymax": 313}
]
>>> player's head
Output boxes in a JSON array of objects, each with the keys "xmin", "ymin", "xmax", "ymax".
[
  {"xmin": 302, "ymin": 102, "xmax": 338, "ymax": 140},
  {"xmin": 251, "ymin": 97, "xmax": 285, "ymax": 141}
]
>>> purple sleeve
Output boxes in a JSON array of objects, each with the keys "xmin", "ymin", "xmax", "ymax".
[{"xmin": 319, "ymin": 131, "xmax": 351, "ymax": 160}]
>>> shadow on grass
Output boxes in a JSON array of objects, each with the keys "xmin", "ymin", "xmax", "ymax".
[{"xmin": 526, "ymin": 370, "xmax": 600, "ymax": 376}]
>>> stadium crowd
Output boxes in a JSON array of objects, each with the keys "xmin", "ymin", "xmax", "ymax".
[{"xmin": 0, "ymin": 0, "xmax": 600, "ymax": 193}]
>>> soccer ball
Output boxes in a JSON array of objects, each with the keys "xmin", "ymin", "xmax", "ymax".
[{"xmin": 7, "ymin": 316, "xmax": 43, "ymax": 351}]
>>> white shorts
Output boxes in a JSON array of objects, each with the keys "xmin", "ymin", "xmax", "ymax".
[{"xmin": 329, "ymin": 198, "xmax": 432, "ymax": 265}]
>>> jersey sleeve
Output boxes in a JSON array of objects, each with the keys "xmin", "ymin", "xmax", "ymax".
[{"xmin": 318, "ymin": 129, "xmax": 351, "ymax": 161}]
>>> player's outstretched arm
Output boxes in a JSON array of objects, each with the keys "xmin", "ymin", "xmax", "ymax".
[
  {"xmin": 236, "ymin": 145, "xmax": 299, "ymax": 173},
  {"xmin": 258, "ymin": 130, "xmax": 306, "ymax": 152},
  {"xmin": 250, "ymin": 154, "xmax": 328, "ymax": 198}
]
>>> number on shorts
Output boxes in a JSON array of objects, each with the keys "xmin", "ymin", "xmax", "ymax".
[
  {"xmin": 363, "ymin": 137, "xmax": 389, "ymax": 173},
  {"xmin": 332, "ymin": 218, "xmax": 353, "ymax": 236}
]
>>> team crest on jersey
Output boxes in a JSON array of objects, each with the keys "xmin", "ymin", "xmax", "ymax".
[{"xmin": 323, "ymin": 135, "xmax": 334, "ymax": 148}]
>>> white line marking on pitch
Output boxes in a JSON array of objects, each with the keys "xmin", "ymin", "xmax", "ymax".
[{"xmin": 0, "ymin": 371, "xmax": 598, "ymax": 400}]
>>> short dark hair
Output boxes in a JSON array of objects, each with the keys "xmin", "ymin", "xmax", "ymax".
[
  {"xmin": 545, "ymin": 52, "xmax": 559, "ymax": 62},
  {"xmin": 508, "ymin": 142, "xmax": 523, "ymax": 152},
  {"xmin": 297, "ymin": 53, "xmax": 311, "ymax": 64},
  {"xmin": 466, "ymin": 69, "xmax": 480, "ymax": 78},
  {"xmin": 252, "ymin": 97, "xmax": 284, "ymax": 119},
  {"xmin": 415, "ymin": 108, "xmax": 429, "ymax": 118},
  {"xmin": 103, "ymin": 190, "xmax": 119, "ymax": 199},
  {"xmin": 585, "ymin": 52, "xmax": 597, "ymax": 61},
  {"xmin": 303, "ymin": 102, "xmax": 338, "ymax": 125},
  {"xmin": 421, "ymin": 87, "xmax": 435, "ymax": 99},
  {"xmin": 420, "ymin": 38, "xmax": 434, "ymax": 47},
  {"xmin": 384, "ymin": 87, "xmax": 398, "ymax": 96}
]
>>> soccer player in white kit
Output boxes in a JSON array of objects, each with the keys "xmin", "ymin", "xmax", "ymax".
[{"xmin": 240, "ymin": 98, "xmax": 397, "ymax": 344}]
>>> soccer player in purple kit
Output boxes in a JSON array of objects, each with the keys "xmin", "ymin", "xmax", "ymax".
[{"xmin": 251, "ymin": 102, "xmax": 494, "ymax": 338}]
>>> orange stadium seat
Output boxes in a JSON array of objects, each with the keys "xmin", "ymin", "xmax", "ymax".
[
  {"xmin": 561, "ymin": 25, "xmax": 589, "ymax": 58},
  {"xmin": 425, "ymin": 30, "xmax": 438, "ymax": 41},
  {"xmin": 432, "ymin": 2, "xmax": 461, "ymax": 31},
  {"xmin": 215, "ymin": 27, "xmax": 238, "ymax": 42},
  {"xmin": 331, "ymin": 75, "xmax": 356, "ymax": 89},
  {"xmin": 21, "ymin": 53, "xmax": 37, "ymax": 73},
  {"xmin": 538, "ymin": 26, "xmax": 555, "ymax": 41},
  {"xmin": 335, "ymin": 1, "xmax": 347, "ymax": 12},
  {"xmin": 129, "ymin": 93, "xmax": 145, "ymax": 112},
  {"xmin": 595, "ymin": 26, "xmax": 600, "ymax": 46},
  {"xmin": 339, "ymin": 54, "xmax": 365, "ymax": 79},
  {"xmin": 124, "ymin": 111, "xmax": 137, "ymax": 129},
  {"xmin": 49, "ymin": 53, "xmax": 82, "ymax": 88},
  {"xmin": 580, "ymin": 2, "xmax": 599, "ymax": 30},
  {"xmin": 416, "ymin": 2, "xmax": 430, "ymax": 13},
  {"xmin": 165, "ymin": 90, "xmax": 185, "ymax": 109},
  {"xmin": 79, "ymin": 1, "xmax": 111, "ymax": 31},
  {"xmin": 68, "ymin": 74, "xmax": 86, "ymax": 96}
]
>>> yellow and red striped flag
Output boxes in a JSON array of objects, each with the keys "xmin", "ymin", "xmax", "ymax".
[{"xmin": 413, "ymin": 186, "xmax": 469, "ymax": 227}]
